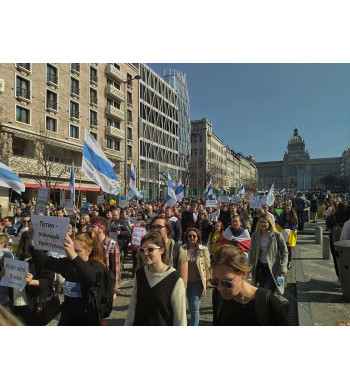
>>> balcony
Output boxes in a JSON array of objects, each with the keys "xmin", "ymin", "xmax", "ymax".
[
  {"xmin": 105, "ymin": 64, "xmax": 125, "ymax": 82},
  {"xmin": 16, "ymin": 63, "xmax": 31, "ymax": 73},
  {"xmin": 70, "ymin": 110, "xmax": 80, "ymax": 120},
  {"xmin": 47, "ymin": 73, "xmax": 59, "ymax": 86},
  {"xmin": 90, "ymin": 118, "xmax": 98, "ymax": 127},
  {"xmin": 90, "ymin": 96, "xmax": 98, "ymax": 106},
  {"xmin": 71, "ymin": 63, "xmax": 80, "ymax": 74},
  {"xmin": 70, "ymin": 86, "xmax": 80, "ymax": 97},
  {"xmin": 46, "ymin": 99, "xmax": 58, "ymax": 111},
  {"xmin": 105, "ymin": 105, "xmax": 125, "ymax": 121},
  {"xmin": 16, "ymin": 87, "xmax": 31, "ymax": 101},
  {"xmin": 90, "ymin": 74, "xmax": 98, "ymax": 85},
  {"xmin": 105, "ymin": 84, "xmax": 124, "ymax": 102},
  {"xmin": 105, "ymin": 125, "xmax": 125, "ymax": 140}
]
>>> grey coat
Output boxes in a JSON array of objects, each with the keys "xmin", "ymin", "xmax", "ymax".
[{"xmin": 248, "ymin": 230, "xmax": 288, "ymax": 294}]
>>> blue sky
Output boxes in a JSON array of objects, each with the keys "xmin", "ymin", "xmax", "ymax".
[{"xmin": 147, "ymin": 63, "xmax": 350, "ymax": 163}]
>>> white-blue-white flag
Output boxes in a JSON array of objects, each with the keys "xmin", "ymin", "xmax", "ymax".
[
  {"xmin": 0, "ymin": 162, "xmax": 25, "ymax": 194},
  {"xmin": 266, "ymin": 183, "xmax": 275, "ymax": 206},
  {"xmin": 165, "ymin": 173, "xmax": 177, "ymax": 207},
  {"xmin": 69, "ymin": 161, "xmax": 75, "ymax": 205},
  {"xmin": 175, "ymin": 179, "xmax": 184, "ymax": 202},
  {"xmin": 204, "ymin": 180, "xmax": 213, "ymax": 198},
  {"xmin": 238, "ymin": 183, "xmax": 245, "ymax": 197},
  {"xmin": 127, "ymin": 164, "xmax": 142, "ymax": 200},
  {"xmin": 280, "ymin": 188, "xmax": 286, "ymax": 195},
  {"xmin": 81, "ymin": 129, "xmax": 120, "ymax": 195}
]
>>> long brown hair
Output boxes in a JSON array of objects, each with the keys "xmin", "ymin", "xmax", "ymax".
[
  {"xmin": 74, "ymin": 231, "xmax": 104, "ymax": 266},
  {"xmin": 140, "ymin": 232, "xmax": 168, "ymax": 264}
]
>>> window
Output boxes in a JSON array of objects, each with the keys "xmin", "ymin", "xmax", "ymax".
[
  {"xmin": 16, "ymin": 63, "xmax": 31, "ymax": 72},
  {"xmin": 127, "ymin": 91, "xmax": 132, "ymax": 104},
  {"xmin": 71, "ymin": 63, "xmax": 80, "ymax": 73},
  {"xmin": 69, "ymin": 124, "xmax": 79, "ymax": 139},
  {"xmin": 16, "ymin": 76, "xmax": 30, "ymax": 100},
  {"xmin": 106, "ymin": 138, "xmax": 120, "ymax": 151},
  {"xmin": 90, "ymin": 110, "xmax": 98, "ymax": 126},
  {"xmin": 106, "ymin": 98, "xmax": 120, "ymax": 109},
  {"xmin": 106, "ymin": 118, "xmax": 120, "ymax": 128},
  {"xmin": 127, "ymin": 73, "xmax": 132, "ymax": 87},
  {"xmin": 127, "ymin": 127, "xmax": 132, "ymax": 140},
  {"xmin": 90, "ymin": 88, "xmax": 98, "ymax": 105},
  {"xmin": 46, "ymin": 116, "xmax": 57, "ymax": 132},
  {"xmin": 47, "ymin": 64, "xmax": 58, "ymax": 85},
  {"xmin": 90, "ymin": 66, "xmax": 98, "ymax": 84},
  {"xmin": 16, "ymin": 106, "xmax": 30, "ymax": 124},
  {"xmin": 70, "ymin": 77, "xmax": 80, "ymax": 96},
  {"xmin": 107, "ymin": 78, "xmax": 120, "ymax": 89},
  {"xmin": 127, "ymin": 145, "xmax": 132, "ymax": 158},
  {"xmin": 46, "ymin": 90, "xmax": 58, "ymax": 110},
  {"xmin": 127, "ymin": 109, "xmax": 132, "ymax": 122},
  {"xmin": 90, "ymin": 131, "xmax": 97, "ymax": 140},
  {"xmin": 70, "ymin": 101, "xmax": 79, "ymax": 119}
]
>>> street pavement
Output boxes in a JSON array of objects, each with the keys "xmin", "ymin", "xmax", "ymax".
[{"xmin": 50, "ymin": 217, "xmax": 350, "ymax": 326}]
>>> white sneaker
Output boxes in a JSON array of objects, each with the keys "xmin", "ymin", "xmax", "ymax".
[{"xmin": 334, "ymin": 278, "xmax": 341, "ymax": 286}]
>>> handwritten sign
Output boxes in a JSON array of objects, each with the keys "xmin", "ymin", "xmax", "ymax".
[
  {"xmin": 231, "ymin": 195, "xmax": 242, "ymax": 204},
  {"xmin": 129, "ymin": 217, "xmax": 139, "ymax": 226},
  {"xmin": 206, "ymin": 200, "xmax": 218, "ymax": 208},
  {"xmin": 31, "ymin": 215, "xmax": 69, "ymax": 255},
  {"xmin": 97, "ymin": 195, "xmax": 105, "ymax": 205},
  {"xmin": 36, "ymin": 187, "xmax": 48, "ymax": 214},
  {"xmin": 218, "ymin": 196, "xmax": 229, "ymax": 203},
  {"xmin": 119, "ymin": 200, "xmax": 129, "ymax": 209},
  {"xmin": 60, "ymin": 190, "xmax": 74, "ymax": 215},
  {"xmin": 0, "ymin": 257, "xmax": 29, "ymax": 291},
  {"xmin": 81, "ymin": 202, "xmax": 90, "ymax": 214},
  {"xmin": 132, "ymin": 226, "xmax": 147, "ymax": 246}
]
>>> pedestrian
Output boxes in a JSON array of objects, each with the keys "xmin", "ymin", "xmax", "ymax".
[
  {"xmin": 208, "ymin": 221, "xmax": 224, "ymax": 258},
  {"xmin": 310, "ymin": 195, "xmax": 319, "ymax": 223},
  {"xmin": 182, "ymin": 227, "xmax": 211, "ymax": 326},
  {"xmin": 125, "ymin": 233, "xmax": 187, "ymax": 326},
  {"xmin": 194, "ymin": 210, "xmax": 213, "ymax": 246},
  {"xmin": 220, "ymin": 215, "xmax": 251, "ymax": 254},
  {"xmin": 211, "ymin": 245, "xmax": 289, "ymax": 325},
  {"xmin": 248, "ymin": 214, "xmax": 288, "ymax": 294}
]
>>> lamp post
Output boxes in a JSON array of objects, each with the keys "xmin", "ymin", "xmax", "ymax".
[{"xmin": 123, "ymin": 74, "xmax": 141, "ymax": 197}]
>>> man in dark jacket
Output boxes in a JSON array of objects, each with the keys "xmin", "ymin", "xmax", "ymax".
[
  {"xmin": 180, "ymin": 202, "xmax": 194, "ymax": 241},
  {"xmin": 165, "ymin": 206, "xmax": 182, "ymax": 245},
  {"xmin": 110, "ymin": 207, "xmax": 130, "ymax": 260}
]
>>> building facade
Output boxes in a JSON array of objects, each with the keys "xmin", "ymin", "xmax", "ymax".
[
  {"xmin": 256, "ymin": 127, "xmax": 343, "ymax": 191},
  {"xmin": 0, "ymin": 63, "xmax": 140, "ymax": 212}
]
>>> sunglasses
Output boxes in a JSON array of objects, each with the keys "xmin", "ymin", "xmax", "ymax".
[
  {"xmin": 150, "ymin": 225, "xmax": 166, "ymax": 230},
  {"xmin": 188, "ymin": 234, "xmax": 197, "ymax": 238},
  {"xmin": 22, "ymin": 220, "xmax": 31, "ymax": 223},
  {"xmin": 139, "ymin": 246, "xmax": 161, "ymax": 254},
  {"xmin": 209, "ymin": 271, "xmax": 241, "ymax": 288}
]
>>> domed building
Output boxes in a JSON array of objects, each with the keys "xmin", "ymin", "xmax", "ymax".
[{"xmin": 256, "ymin": 127, "xmax": 342, "ymax": 191}]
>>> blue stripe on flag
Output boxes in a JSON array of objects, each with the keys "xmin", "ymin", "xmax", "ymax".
[
  {"xmin": 0, "ymin": 167, "xmax": 22, "ymax": 183},
  {"xmin": 83, "ymin": 141, "xmax": 118, "ymax": 180}
]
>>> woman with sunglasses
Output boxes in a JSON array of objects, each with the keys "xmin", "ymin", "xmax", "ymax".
[
  {"xmin": 211, "ymin": 245, "xmax": 289, "ymax": 325},
  {"xmin": 194, "ymin": 210, "xmax": 213, "ymax": 246},
  {"xmin": 125, "ymin": 232, "xmax": 186, "ymax": 326},
  {"xmin": 28, "ymin": 228, "xmax": 105, "ymax": 326},
  {"xmin": 182, "ymin": 228, "xmax": 211, "ymax": 326}
]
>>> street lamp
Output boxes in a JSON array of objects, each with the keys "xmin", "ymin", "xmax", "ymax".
[{"xmin": 123, "ymin": 74, "xmax": 141, "ymax": 197}]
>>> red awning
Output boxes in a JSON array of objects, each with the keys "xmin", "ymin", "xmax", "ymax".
[{"xmin": 24, "ymin": 184, "xmax": 100, "ymax": 192}]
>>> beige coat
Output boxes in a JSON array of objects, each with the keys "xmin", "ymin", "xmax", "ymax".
[{"xmin": 183, "ymin": 244, "xmax": 211, "ymax": 293}]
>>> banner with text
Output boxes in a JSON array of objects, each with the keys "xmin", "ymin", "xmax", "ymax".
[
  {"xmin": 131, "ymin": 226, "xmax": 147, "ymax": 246},
  {"xmin": 0, "ymin": 257, "xmax": 29, "ymax": 291},
  {"xmin": 36, "ymin": 187, "xmax": 48, "ymax": 214}
]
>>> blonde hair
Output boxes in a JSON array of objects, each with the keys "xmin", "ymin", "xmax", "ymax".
[
  {"xmin": 0, "ymin": 233, "xmax": 10, "ymax": 247},
  {"xmin": 257, "ymin": 214, "xmax": 277, "ymax": 234}
]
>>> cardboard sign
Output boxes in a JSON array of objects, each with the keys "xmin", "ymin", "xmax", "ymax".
[
  {"xmin": 131, "ymin": 226, "xmax": 147, "ymax": 246},
  {"xmin": 81, "ymin": 202, "xmax": 90, "ymax": 214},
  {"xmin": 231, "ymin": 195, "xmax": 242, "ymax": 204},
  {"xmin": 129, "ymin": 216, "xmax": 139, "ymax": 226},
  {"xmin": 0, "ymin": 257, "xmax": 29, "ymax": 291},
  {"xmin": 217, "ymin": 196, "xmax": 229, "ymax": 203},
  {"xmin": 60, "ymin": 190, "xmax": 74, "ymax": 215},
  {"xmin": 36, "ymin": 187, "xmax": 48, "ymax": 214},
  {"xmin": 31, "ymin": 215, "xmax": 69, "ymax": 255},
  {"xmin": 206, "ymin": 200, "xmax": 218, "ymax": 208}
]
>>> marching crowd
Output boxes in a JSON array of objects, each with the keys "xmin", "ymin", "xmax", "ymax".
[{"xmin": 0, "ymin": 190, "xmax": 349, "ymax": 326}]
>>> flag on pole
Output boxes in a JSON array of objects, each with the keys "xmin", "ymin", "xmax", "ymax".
[
  {"xmin": 127, "ymin": 164, "xmax": 142, "ymax": 200},
  {"xmin": 165, "ymin": 173, "xmax": 177, "ymax": 207},
  {"xmin": 266, "ymin": 183, "xmax": 275, "ymax": 206},
  {"xmin": 175, "ymin": 179, "xmax": 184, "ymax": 202},
  {"xmin": 69, "ymin": 162, "xmax": 75, "ymax": 205},
  {"xmin": 238, "ymin": 183, "xmax": 245, "ymax": 197},
  {"xmin": 81, "ymin": 129, "xmax": 120, "ymax": 195},
  {"xmin": 204, "ymin": 180, "xmax": 213, "ymax": 199},
  {"xmin": 280, "ymin": 188, "xmax": 286, "ymax": 195},
  {"xmin": 0, "ymin": 162, "xmax": 25, "ymax": 194}
]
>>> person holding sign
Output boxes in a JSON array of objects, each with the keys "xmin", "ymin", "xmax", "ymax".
[
  {"xmin": 29, "ymin": 228, "xmax": 105, "ymax": 326},
  {"xmin": 8, "ymin": 231, "xmax": 55, "ymax": 326},
  {"xmin": 125, "ymin": 233, "xmax": 186, "ymax": 326}
]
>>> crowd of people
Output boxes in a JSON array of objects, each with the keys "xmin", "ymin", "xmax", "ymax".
[{"xmin": 0, "ymin": 189, "xmax": 349, "ymax": 326}]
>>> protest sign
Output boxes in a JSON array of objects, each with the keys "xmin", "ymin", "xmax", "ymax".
[
  {"xmin": 60, "ymin": 190, "xmax": 74, "ymax": 215},
  {"xmin": 231, "ymin": 195, "xmax": 242, "ymax": 204},
  {"xmin": 119, "ymin": 200, "xmax": 129, "ymax": 209},
  {"xmin": 0, "ymin": 257, "xmax": 29, "ymax": 291},
  {"xmin": 81, "ymin": 202, "xmax": 90, "ymax": 214},
  {"xmin": 206, "ymin": 200, "xmax": 218, "ymax": 208},
  {"xmin": 129, "ymin": 216, "xmax": 139, "ymax": 226},
  {"xmin": 36, "ymin": 187, "xmax": 48, "ymax": 214},
  {"xmin": 31, "ymin": 215, "xmax": 69, "ymax": 255},
  {"xmin": 131, "ymin": 226, "xmax": 147, "ymax": 246},
  {"xmin": 97, "ymin": 195, "xmax": 105, "ymax": 205},
  {"xmin": 218, "ymin": 196, "xmax": 229, "ymax": 203}
]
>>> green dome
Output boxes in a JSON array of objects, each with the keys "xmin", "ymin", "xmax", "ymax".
[{"xmin": 289, "ymin": 127, "xmax": 304, "ymax": 144}]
